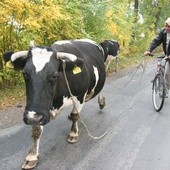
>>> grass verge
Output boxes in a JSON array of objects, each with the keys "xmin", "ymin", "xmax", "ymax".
[{"xmin": 0, "ymin": 84, "xmax": 25, "ymax": 110}]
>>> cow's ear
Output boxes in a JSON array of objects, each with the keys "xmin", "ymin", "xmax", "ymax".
[
  {"xmin": 12, "ymin": 56, "xmax": 27, "ymax": 70},
  {"xmin": 3, "ymin": 51, "xmax": 28, "ymax": 70},
  {"xmin": 3, "ymin": 51, "xmax": 14, "ymax": 64},
  {"xmin": 59, "ymin": 58, "xmax": 84, "ymax": 73}
]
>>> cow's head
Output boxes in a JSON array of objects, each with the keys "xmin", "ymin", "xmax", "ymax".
[
  {"xmin": 100, "ymin": 40, "xmax": 120, "ymax": 61},
  {"xmin": 3, "ymin": 43, "xmax": 83, "ymax": 126}
]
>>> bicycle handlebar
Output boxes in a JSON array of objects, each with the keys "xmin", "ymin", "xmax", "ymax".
[{"xmin": 144, "ymin": 53, "xmax": 170, "ymax": 61}]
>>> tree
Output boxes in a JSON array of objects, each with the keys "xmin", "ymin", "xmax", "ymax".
[{"xmin": 1, "ymin": 0, "xmax": 170, "ymax": 89}]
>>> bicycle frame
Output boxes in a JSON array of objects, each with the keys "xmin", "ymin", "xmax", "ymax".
[
  {"xmin": 156, "ymin": 55, "xmax": 166, "ymax": 75},
  {"xmin": 152, "ymin": 54, "xmax": 168, "ymax": 112}
]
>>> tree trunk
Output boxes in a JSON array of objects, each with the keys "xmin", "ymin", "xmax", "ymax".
[{"xmin": 131, "ymin": 0, "xmax": 139, "ymax": 43}]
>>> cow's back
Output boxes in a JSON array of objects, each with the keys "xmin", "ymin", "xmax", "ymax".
[{"xmin": 52, "ymin": 39, "xmax": 106, "ymax": 99}]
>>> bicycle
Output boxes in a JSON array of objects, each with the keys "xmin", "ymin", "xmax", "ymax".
[{"xmin": 151, "ymin": 54, "xmax": 169, "ymax": 112}]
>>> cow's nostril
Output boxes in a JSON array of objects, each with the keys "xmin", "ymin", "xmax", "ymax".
[
  {"xmin": 24, "ymin": 111, "xmax": 50, "ymax": 125},
  {"xmin": 39, "ymin": 116, "xmax": 44, "ymax": 125},
  {"xmin": 34, "ymin": 114, "xmax": 43, "ymax": 122},
  {"xmin": 23, "ymin": 116, "xmax": 30, "ymax": 125},
  {"xmin": 25, "ymin": 113, "xmax": 43, "ymax": 125}
]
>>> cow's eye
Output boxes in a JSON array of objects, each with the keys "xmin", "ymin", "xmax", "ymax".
[{"xmin": 51, "ymin": 72, "xmax": 58, "ymax": 80}]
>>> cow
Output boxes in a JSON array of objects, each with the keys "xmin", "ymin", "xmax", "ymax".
[
  {"xmin": 100, "ymin": 40, "xmax": 120, "ymax": 72},
  {"xmin": 3, "ymin": 39, "xmax": 119, "ymax": 169},
  {"xmin": 98, "ymin": 39, "xmax": 120, "ymax": 109}
]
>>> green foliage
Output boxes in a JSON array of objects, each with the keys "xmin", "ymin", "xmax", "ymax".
[
  {"xmin": 1, "ymin": 0, "xmax": 170, "ymax": 90},
  {"xmin": 0, "ymin": 67, "xmax": 24, "ymax": 89},
  {"xmin": 79, "ymin": 0, "xmax": 112, "ymax": 42}
]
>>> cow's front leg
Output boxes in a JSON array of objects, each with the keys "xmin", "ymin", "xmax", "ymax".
[
  {"xmin": 67, "ymin": 113, "xmax": 79, "ymax": 143},
  {"xmin": 22, "ymin": 125, "xmax": 43, "ymax": 170},
  {"xmin": 67, "ymin": 100, "xmax": 84, "ymax": 144}
]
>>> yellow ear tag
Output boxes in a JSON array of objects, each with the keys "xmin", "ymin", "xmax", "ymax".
[
  {"xmin": 6, "ymin": 61, "xmax": 14, "ymax": 68},
  {"xmin": 73, "ymin": 65, "xmax": 81, "ymax": 74}
]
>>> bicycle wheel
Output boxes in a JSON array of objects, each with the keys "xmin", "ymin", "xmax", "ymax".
[{"xmin": 152, "ymin": 74, "xmax": 166, "ymax": 112}]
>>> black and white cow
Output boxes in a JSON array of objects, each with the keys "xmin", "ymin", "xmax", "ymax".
[
  {"xmin": 3, "ymin": 39, "xmax": 119, "ymax": 169},
  {"xmin": 100, "ymin": 40, "xmax": 120, "ymax": 72}
]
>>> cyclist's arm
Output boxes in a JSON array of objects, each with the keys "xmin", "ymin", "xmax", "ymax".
[
  {"xmin": 148, "ymin": 28, "xmax": 164, "ymax": 52},
  {"xmin": 144, "ymin": 28, "xmax": 164, "ymax": 56}
]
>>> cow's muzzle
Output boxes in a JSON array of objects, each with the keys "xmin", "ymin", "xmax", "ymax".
[{"xmin": 23, "ymin": 111, "xmax": 50, "ymax": 125}]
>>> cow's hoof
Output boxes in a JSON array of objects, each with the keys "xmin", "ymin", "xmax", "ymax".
[
  {"xmin": 98, "ymin": 97, "xmax": 105, "ymax": 110},
  {"xmin": 67, "ymin": 135, "xmax": 78, "ymax": 143},
  {"xmin": 22, "ymin": 160, "xmax": 38, "ymax": 170},
  {"xmin": 68, "ymin": 115, "xmax": 72, "ymax": 120},
  {"xmin": 99, "ymin": 104, "xmax": 105, "ymax": 110},
  {"xmin": 99, "ymin": 100, "xmax": 105, "ymax": 110}
]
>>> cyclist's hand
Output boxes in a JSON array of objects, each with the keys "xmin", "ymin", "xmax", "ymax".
[
  {"xmin": 144, "ymin": 51, "xmax": 153, "ymax": 56},
  {"xmin": 165, "ymin": 55, "xmax": 170, "ymax": 61}
]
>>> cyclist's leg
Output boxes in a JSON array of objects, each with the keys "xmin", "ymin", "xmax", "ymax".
[{"xmin": 164, "ymin": 60, "xmax": 170, "ymax": 96}]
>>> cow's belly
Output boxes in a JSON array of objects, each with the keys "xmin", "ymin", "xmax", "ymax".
[
  {"xmin": 86, "ymin": 65, "xmax": 105, "ymax": 101},
  {"xmin": 50, "ymin": 96, "xmax": 83, "ymax": 119}
]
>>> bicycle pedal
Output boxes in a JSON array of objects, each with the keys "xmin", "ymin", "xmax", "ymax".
[{"xmin": 165, "ymin": 94, "xmax": 168, "ymax": 98}]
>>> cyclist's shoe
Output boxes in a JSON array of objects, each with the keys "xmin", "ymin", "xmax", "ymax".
[
  {"xmin": 165, "ymin": 89, "xmax": 169, "ymax": 98},
  {"xmin": 160, "ymin": 92, "xmax": 168, "ymax": 98},
  {"xmin": 165, "ymin": 93, "xmax": 168, "ymax": 98}
]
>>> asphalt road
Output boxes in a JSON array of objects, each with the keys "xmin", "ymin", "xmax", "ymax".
[{"xmin": 0, "ymin": 59, "xmax": 170, "ymax": 170}]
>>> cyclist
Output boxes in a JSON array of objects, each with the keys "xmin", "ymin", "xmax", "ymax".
[{"xmin": 144, "ymin": 17, "xmax": 170, "ymax": 97}]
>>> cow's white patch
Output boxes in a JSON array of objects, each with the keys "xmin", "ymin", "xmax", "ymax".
[
  {"xmin": 32, "ymin": 48, "xmax": 53, "ymax": 73},
  {"xmin": 54, "ymin": 39, "xmax": 104, "ymax": 57},
  {"xmin": 76, "ymin": 39, "xmax": 97, "ymax": 44},
  {"xmin": 25, "ymin": 126, "xmax": 43, "ymax": 162},
  {"xmin": 108, "ymin": 40, "xmax": 117, "ymax": 44},
  {"xmin": 107, "ymin": 54, "xmax": 116, "ymax": 61},
  {"xmin": 28, "ymin": 111, "xmax": 36, "ymax": 118},
  {"xmin": 85, "ymin": 66, "xmax": 99, "ymax": 101},
  {"xmin": 36, "ymin": 126, "xmax": 43, "ymax": 155},
  {"xmin": 76, "ymin": 39, "xmax": 102, "ymax": 49},
  {"xmin": 61, "ymin": 96, "xmax": 83, "ymax": 113},
  {"xmin": 62, "ymin": 96, "xmax": 74, "ymax": 107},
  {"xmin": 93, "ymin": 66, "xmax": 99, "ymax": 88},
  {"xmin": 53, "ymin": 40, "xmax": 72, "ymax": 45},
  {"xmin": 76, "ymin": 39, "xmax": 104, "ymax": 56},
  {"xmin": 50, "ymin": 96, "xmax": 84, "ymax": 119}
]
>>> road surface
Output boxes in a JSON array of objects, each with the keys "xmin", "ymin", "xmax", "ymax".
[{"xmin": 0, "ymin": 59, "xmax": 170, "ymax": 170}]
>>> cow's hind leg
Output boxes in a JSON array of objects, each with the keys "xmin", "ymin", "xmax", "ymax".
[
  {"xmin": 67, "ymin": 99, "xmax": 84, "ymax": 144},
  {"xmin": 98, "ymin": 92, "xmax": 105, "ymax": 109},
  {"xmin": 22, "ymin": 125, "xmax": 43, "ymax": 170}
]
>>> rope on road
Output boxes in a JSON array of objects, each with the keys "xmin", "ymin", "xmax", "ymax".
[
  {"xmin": 107, "ymin": 56, "xmax": 148, "ymax": 93},
  {"xmin": 61, "ymin": 57, "xmax": 144, "ymax": 140},
  {"xmin": 79, "ymin": 98, "xmax": 134, "ymax": 140}
]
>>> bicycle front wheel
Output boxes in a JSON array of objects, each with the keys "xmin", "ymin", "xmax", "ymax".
[{"xmin": 152, "ymin": 74, "xmax": 165, "ymax": 112}]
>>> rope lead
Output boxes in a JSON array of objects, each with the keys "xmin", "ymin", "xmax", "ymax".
[{"xmin": 61, "ymin": 56, "xmax": 146, "ymax": 140}]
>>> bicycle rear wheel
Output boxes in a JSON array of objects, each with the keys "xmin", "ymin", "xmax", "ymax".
[{"xmin": 152, "ymin": 74, "xmax": 165, "ymax": 112}]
